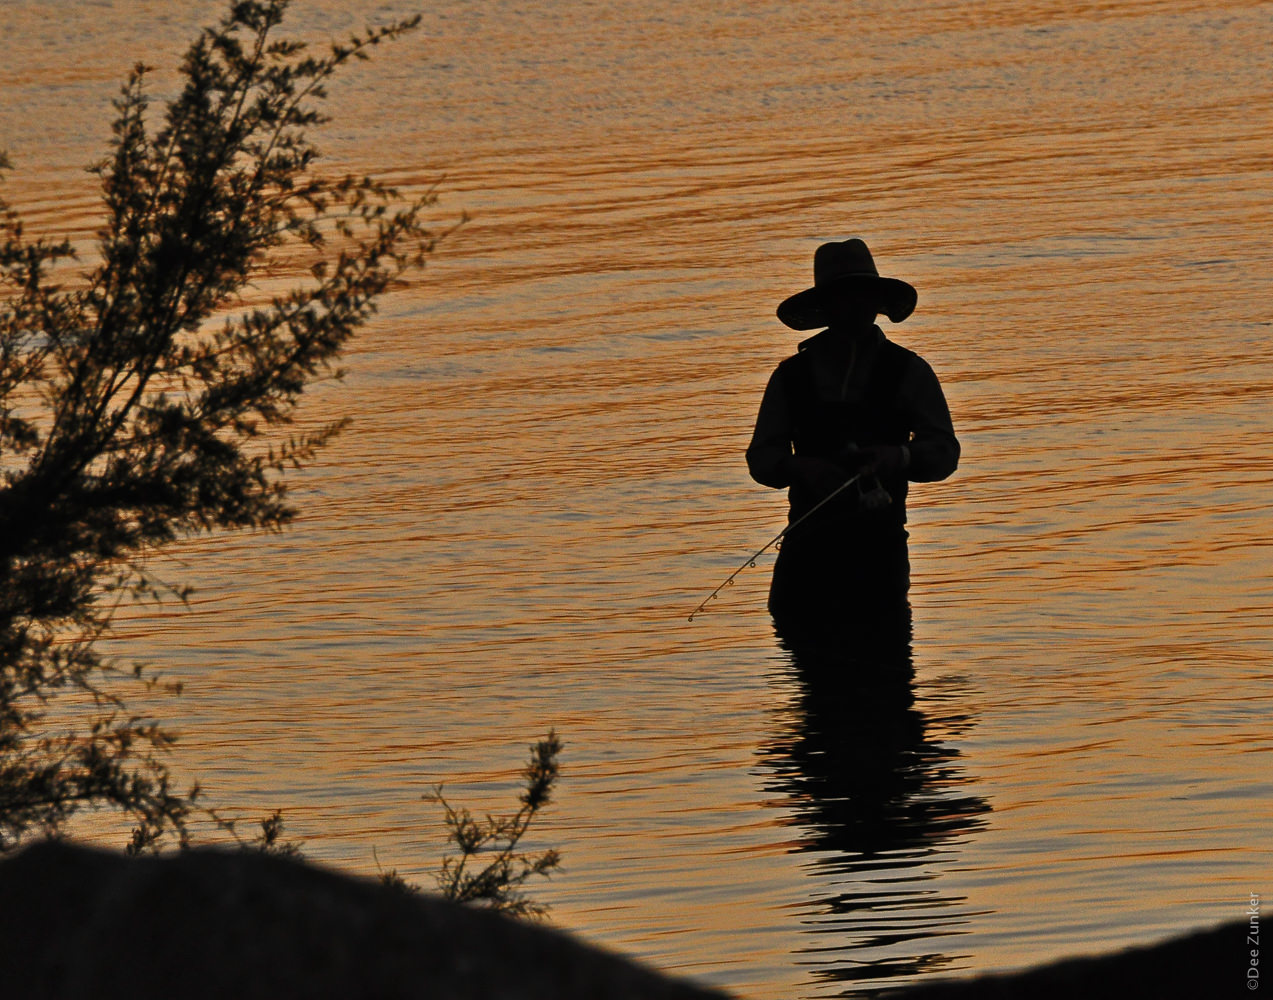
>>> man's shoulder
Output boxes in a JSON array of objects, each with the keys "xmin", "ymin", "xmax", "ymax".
[
  {"xmin": 774, "ymin": 344, "xmax": 811, "ymax": 374},
  {"xmin": 879, "ymin": 336, "xmax": 939, "ymax": 379},
  {"xmin": 778, "ymin": 328, "xmax": 836, "ymax": 367},
  {"xmin": 878, "ymin": 334, "xmax": 921, "ymax": 363}
]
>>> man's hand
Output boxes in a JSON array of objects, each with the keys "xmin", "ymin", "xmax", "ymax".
[
  {"xmin": 788, "ymin": 455, "xmax": 851, "ymax": 498},
  {"xmin": 848, "ymin": 445, "xmax": 909, "ymax": 477}
]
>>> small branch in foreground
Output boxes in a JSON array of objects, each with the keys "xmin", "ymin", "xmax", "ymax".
[{"xmin": 424, "ymin": 731, "xmax": 562, "ymax": 920}]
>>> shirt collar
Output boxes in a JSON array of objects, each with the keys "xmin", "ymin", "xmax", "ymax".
[{"xmin": 798, "ymin": 324, "xmax": 884, "ymax": 353}]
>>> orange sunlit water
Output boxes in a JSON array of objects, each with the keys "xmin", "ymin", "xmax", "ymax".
[{"xmin": 3, "ymin": 1, "xmax": 1271, "ymax": 997}]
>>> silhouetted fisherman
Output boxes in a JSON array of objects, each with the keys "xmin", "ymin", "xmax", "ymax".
[{"xmin": 747, "ymin": 239, "xmax": 959, "ymax": 629}]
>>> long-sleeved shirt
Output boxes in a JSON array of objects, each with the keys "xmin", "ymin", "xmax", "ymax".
[{"xmin": 746, "ymin": 325, "xmax": 960, "ymax": 493}]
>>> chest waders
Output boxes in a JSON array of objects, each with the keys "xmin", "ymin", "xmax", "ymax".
[
  {"xmin": 690, "ymin": 338, "xmax": 915, "ymax": 622},
  {"xmin": 768, "ymin": 338, "xmax": 914, "ymax": 619}
]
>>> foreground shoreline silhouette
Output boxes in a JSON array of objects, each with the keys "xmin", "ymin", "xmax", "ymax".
[{"xmin": 0, "ymin": 840, "xmax": 1248, "ymax": 998}]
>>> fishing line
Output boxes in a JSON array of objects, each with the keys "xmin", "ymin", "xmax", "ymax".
[{"xmin": 688, "ymin": 472, "xmax": 866, "ymax": 621}]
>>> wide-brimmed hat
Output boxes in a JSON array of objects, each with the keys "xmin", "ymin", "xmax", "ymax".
[{"xmin": 776, "ymin": 238, "xmax": 917, "ymax": 329}]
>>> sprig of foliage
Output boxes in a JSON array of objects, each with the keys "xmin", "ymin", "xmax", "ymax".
[
  {"xmin": 0, "ymin": 0, "xmax": 440, "ymax": 852},
  {"xmin": 422, "ymin": 731, "xmax": 563, "ymax": 919}
]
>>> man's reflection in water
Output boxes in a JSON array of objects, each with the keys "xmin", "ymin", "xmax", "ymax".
[{"xmin": 761, "ymin": 594, "xmax": 992, "ymax": 996}]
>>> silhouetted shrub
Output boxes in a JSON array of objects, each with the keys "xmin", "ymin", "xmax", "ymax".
[
  {"xmin": 418, "ymin": 731, "xmax": 563, "ymax": 918},
  {"xmin": 0, "ymin": 0, "xmax": 438, "ymax": 852}
]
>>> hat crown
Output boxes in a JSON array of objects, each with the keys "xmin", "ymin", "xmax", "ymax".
[
  {"xmin": 813, "ymin": 239, "xmax": 879, "ymax": 286},
  {"xmin": 776, "ymin": 236, "xmax": 917, "ymax": 329}
]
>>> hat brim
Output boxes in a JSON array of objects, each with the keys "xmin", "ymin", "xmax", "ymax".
[{"xmin": 776, "ymin": 275, "xmax": 917, "ymax": 329}]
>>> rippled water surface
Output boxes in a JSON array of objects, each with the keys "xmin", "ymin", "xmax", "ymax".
[{"xmin": 4, "ymin": 1, "xmax": 1272, "ymax": 996}]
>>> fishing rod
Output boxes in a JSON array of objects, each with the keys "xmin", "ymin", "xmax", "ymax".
[{"xmin": 688, "ymin": 471, "xmax": 866, "ymax": 621}]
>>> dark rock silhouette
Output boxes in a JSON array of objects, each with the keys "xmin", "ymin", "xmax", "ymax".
[
  {"xmin": 0, "ymin": 841, "xmax": 1247, "ymax": 999},
  {"xmin": 892, "ymin": 919, "xmax": 1247, "ymax": 999},
  {"xmin": 0, "ymin": 841, "xmax": 728, "ymax": 1000}
]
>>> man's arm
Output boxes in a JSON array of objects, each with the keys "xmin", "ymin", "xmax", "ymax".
[
  {"xmin": 747, "ymin": 365, "xmax": 849, "ymax": 498},
  {"xmin": 902, "ymin": 355, "xmax": 960, "ymax": 482},
  {"xmin": 746, "ymin": 367, "xmax": 794, "ymax": 489}
]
